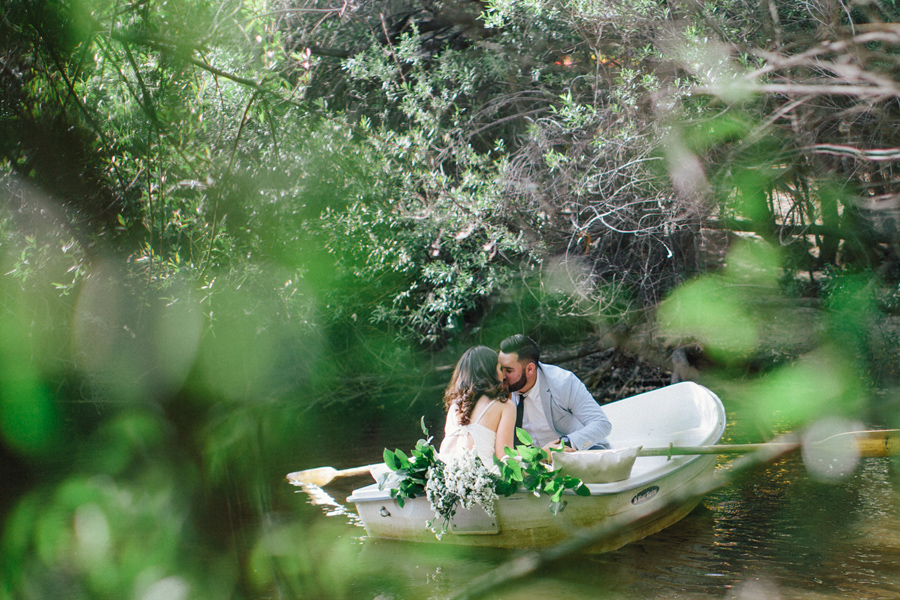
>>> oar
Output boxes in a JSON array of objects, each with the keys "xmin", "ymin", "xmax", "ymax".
[
  {"xmin": 286, "ymin": 464, "xmax": 381, "ymax": 487},
  {"xmin": 286, "ymin": 430, "xmax": 900, "ymax": 486},
  {"xmin": 639, "ymin": 429, "xmax": 900, "ymax": 459}
]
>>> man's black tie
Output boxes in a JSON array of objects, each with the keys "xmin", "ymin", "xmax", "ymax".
[{"xmin": 515, "ymin": 393, "xmax": 524, "ymax": 430}]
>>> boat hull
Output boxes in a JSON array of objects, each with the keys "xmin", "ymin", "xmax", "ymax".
[{"xmin": 352, "ymin": 453, "xmax": 715, "ymax": 551}]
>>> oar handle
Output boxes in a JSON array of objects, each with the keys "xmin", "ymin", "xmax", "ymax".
[
  {"xmin": 846, "ymin": 429, "xmax": 900, "ymax": 457},
  {"xmin": 339, "ymin": 465, "xmax": 377, "ymax": 478}
]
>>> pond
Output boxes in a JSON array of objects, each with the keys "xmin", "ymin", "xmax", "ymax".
[
  {"xmin": 5, "ymin": 376, "xmax": 898, "ymax": 600},
  {"xmin": 284, "ymin": 428, "xmax": 900, "ymax": 600}
]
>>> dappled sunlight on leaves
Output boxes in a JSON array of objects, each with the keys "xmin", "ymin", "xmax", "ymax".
[
  {"xmin": 83, "ymin": 410, "xmax": 170, "ymax": 476},
  {"xmin": 657, "ymin": 237, "xmax": 876, "ymax": 442},
  {"xmin": 2, "ymin": 471, "xmax": 209, "ymax": 600},
  {"xmin": 247, "ymin": 519, "xmax": 363, "ymax": 598},
  {"xmin": 0, "ymin": 281, "xmax": 60, "ymax": 457},
  {"xmin": 73, "ymin": 262, "xmax": 203, "ymax": 404},
  {"xmin": 720, "ymin": 241, "xmax": 781, "ymax": 288},
  {"xmin": 191, "ymin": 309, "xmax": 281, "ymax": 404},
  {"xmin": 658, "ymin": 276, "xmax": 759, "ymax": 364},
  {"xmin": 736, "ymin": 347, "xmax": 863, "ymax": 435}
]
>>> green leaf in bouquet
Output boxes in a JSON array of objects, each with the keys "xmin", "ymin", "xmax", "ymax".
[
  {"xmin": 518, "ymin": 446, "xmax": 541, "ymax": 462},
  {"xmin": 384, "ymin": 449, "xmax": 399, "ymax": 471},
  {"xmin": 515, "ymin": 427, "xmax": 533, "ymax": 445}
]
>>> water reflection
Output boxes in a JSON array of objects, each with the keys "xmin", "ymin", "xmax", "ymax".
[
  {"xmin": 295, "ymin": 483, "xmax": 364, "ymax": 524},
  {"xmin": 292, "ymin": 454, "xmax": 900, "ymax": 599}
]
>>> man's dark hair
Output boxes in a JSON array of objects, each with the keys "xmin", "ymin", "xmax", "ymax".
[{"xmin": 500, "ymin": 334, "xmax": 540, "ymax": 364}]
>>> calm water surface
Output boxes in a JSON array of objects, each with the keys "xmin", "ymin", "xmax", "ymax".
[{"xmin": 287, "ymin": 430, "xmax": 900, "ymax": 600}]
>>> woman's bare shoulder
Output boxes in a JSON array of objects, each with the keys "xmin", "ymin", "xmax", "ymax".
[{"xmin": 475, "ymin": 395, "xmax": 509, "ymax": 416}]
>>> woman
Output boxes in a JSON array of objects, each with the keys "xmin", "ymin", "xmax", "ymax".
[{"xmin": 439, "ymin": 346, "xmax": 516, "ymax": 469}]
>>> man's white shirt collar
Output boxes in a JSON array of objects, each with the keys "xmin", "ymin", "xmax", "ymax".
[
  {"xmin": 524, "ymin": 367, "xmax": 542, "ymax": 403},
  {"xmin": 520, "ymin": 367, "xmax": 557, "ymax": 447},
  {"xmin": 515, "ymin": 367, "xmax": 542, "ymax": 404}
]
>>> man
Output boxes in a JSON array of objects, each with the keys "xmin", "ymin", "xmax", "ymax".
[{"xmin": 498, "ymin": 334, "xmax": 611, "ymax": 452}]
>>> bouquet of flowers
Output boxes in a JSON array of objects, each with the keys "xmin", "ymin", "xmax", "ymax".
[
  {"xmin": 424, "ymin": 448, "xmax": 498, "ymax": 538},
  {"xmin": 381, "ymin": 421, "xmax": 590, "ymax": 539}
]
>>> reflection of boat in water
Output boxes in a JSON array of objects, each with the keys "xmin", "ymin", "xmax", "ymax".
[
  {"xmin": 293, "ymin": 481, "xmax": 366, "ymax": 525},
  {"xmin": 347, "ymin": 381, "xmax": 727, "ymax": 552}
]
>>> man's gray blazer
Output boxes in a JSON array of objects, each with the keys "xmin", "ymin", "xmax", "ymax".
[{"xmin": 535, "ymin": 362, "xmax": 611, "ymax": 450}]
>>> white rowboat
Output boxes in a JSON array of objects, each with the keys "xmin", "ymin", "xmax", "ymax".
[{"xmin": 346, "ymin": 381, "xmax": 727, "ymax": 551}]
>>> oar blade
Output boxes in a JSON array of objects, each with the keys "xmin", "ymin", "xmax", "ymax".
[{"xmin": 287, "ymin": 466, "xmax": 339, "ymax": 487}]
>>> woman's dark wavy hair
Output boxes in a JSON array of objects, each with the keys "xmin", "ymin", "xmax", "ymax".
[{"xmin": 443, "ymin": 346, "xmax": 508, "ymax": 425}]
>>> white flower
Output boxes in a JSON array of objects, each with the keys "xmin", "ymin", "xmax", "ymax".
[{"xmin": 424, "ymin": 448, "xmax": 499, "ymax": 537}]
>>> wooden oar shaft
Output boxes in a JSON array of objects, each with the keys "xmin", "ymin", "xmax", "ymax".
[
  {"xmin": 286, "ymin": 430, "xmax": 900, "ymax": 487},
  {"xmin": 640, "ymin": 429, "xmax": 900, "ymax": 459},
  {"xmin": 328, "ymin": 465, "xmax": 373, "ymax": 478},
  {"xmin": 639, "ymin": 443, "xmax": 798, "ymax": 457}
]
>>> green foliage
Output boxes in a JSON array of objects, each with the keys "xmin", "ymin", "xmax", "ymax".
[
  {"xmin": 494, "ymin": 428, "xmax": 590, "ymax": 510},
  {"xmin": 658, "ymin": 240, "xmax": 782, "ymax": 364},
  {"xmin": 0, "ymin": 406, "xmax": 219, "ymax": 600},
  {"xmin": 0, "ymin": 295, "xmax": 60, "ymax": 457},
  {"xmin": 382, "ymin": 437, "xmax": 440, "ymax": 508},
  {"xmin": 383, "ymin": 425, "xmax": 589, "ymax": 520},
  {"xmin": 310, "ymin": 146, "xmax": 528, "ymax": 343},
  {"xmin": 5, "ymin": 0, "xmax": 900, "ymax": 596}
]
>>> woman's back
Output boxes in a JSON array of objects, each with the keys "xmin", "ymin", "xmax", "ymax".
[
  {"xmin": 440, "ymin": 396, "xmax": 505, "ymax": 469},
  {"xmin": 438, "ymin": 345, "xmax": 516, "ymax": 468}
]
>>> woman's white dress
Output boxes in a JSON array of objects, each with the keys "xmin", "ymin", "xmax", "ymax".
[{"xmin": 439, "ymin": 400, "xmax": 498, "ymax": 470}]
